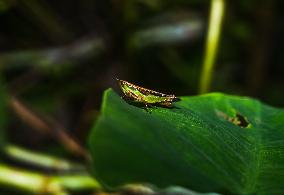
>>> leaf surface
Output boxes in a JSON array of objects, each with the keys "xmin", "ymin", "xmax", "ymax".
[{"xmin": 89, "ymin": 89, "xmax": 284, "ymax": 194}]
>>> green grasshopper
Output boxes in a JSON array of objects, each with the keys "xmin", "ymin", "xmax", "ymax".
[{"xmin": 116, "ymin": 79, "xmax": 180, "ymax": 109}]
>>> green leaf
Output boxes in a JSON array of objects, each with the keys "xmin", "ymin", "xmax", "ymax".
[
  {"xmin": 89, "ymin": 89, "xmax": 284, "ymax": 194},
  {"xmin": 128, "ymin": 14, "xmax": 203, "ymax": 49},
  {"xmin": 159, "ymin": 186, "xmax": 221, "ymax": 195},
  {"xmin": 119, "ymin": 184, "xmax": 221, "ymax": 195}
]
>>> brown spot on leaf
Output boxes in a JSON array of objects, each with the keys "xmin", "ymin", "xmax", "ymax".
[{"xmin": 217, "ymin": 110, "xmax": 250, "ymax": 128}]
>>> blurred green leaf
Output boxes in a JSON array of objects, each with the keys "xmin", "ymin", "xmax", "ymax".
[
  {"xmin": 89, "ymin": 89, "xmax": 284, "ymax": 194},
  {"xmin": 0, "ymin": 36, "xmax": 105, "ymax": 71},
  {"xmin": 128, "ymin": 13, "xmax": 203, "ymax": 49},
  {"xmin": 119, "ymin": 184, "xmax": 220, "ymax": 195},
  {"xmin": 159, "ymin": 186, "xmax": 220, "ymax": 195}
]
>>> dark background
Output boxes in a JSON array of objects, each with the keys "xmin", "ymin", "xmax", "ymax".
[{"xmin": 0, "ymin": 0, "xmax": 283, "ymax": 153}]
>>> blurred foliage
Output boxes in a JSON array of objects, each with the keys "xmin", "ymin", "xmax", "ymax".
[
  {"xmin": 0, "ymin": 0, "xmax": 283, "ymax": 194},
  {"xmin": 0, "ymin": 81, "xmax": 7, "ymax": 146}
]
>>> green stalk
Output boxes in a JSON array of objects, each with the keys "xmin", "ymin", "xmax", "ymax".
[
  {"xmin": 4, "ymin": 144, "xmax": 85, "ymax": 171},
  {"xmin": 0, "ymin": 163, "xmax": 100, "ymax": 194},
  {"xmin": 199, "ymin": 0, "xmax": 225, "ymax": 94}
]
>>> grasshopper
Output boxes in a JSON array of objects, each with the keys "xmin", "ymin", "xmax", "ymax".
[{"xmin": 116, "ymin": 79, "xmax": 180, "ymax": 109}]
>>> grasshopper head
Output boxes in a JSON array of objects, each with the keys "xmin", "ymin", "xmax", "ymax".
[
  {"xmin": 116, "ymin": 78, "xmax": 125, "ymax": 87},
  {"xmin": 116, "ymin": 78, "xmax": 131, "ymax": 95}
]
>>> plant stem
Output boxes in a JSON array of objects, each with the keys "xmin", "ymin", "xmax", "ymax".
[
  {"xmin": 4, "ymin": 144, "xmax": 85, "ymax": 171},
  {"xmin": 0, "ymin": 163, "xmax": 101, "ymax": 194},
  {"xmin": 9, "ymin": 96, "xmax": 91, "ymax": 160},
  {"xmin": 199, "ymin": 0, "xmax": 225, "ymax": 94}
]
